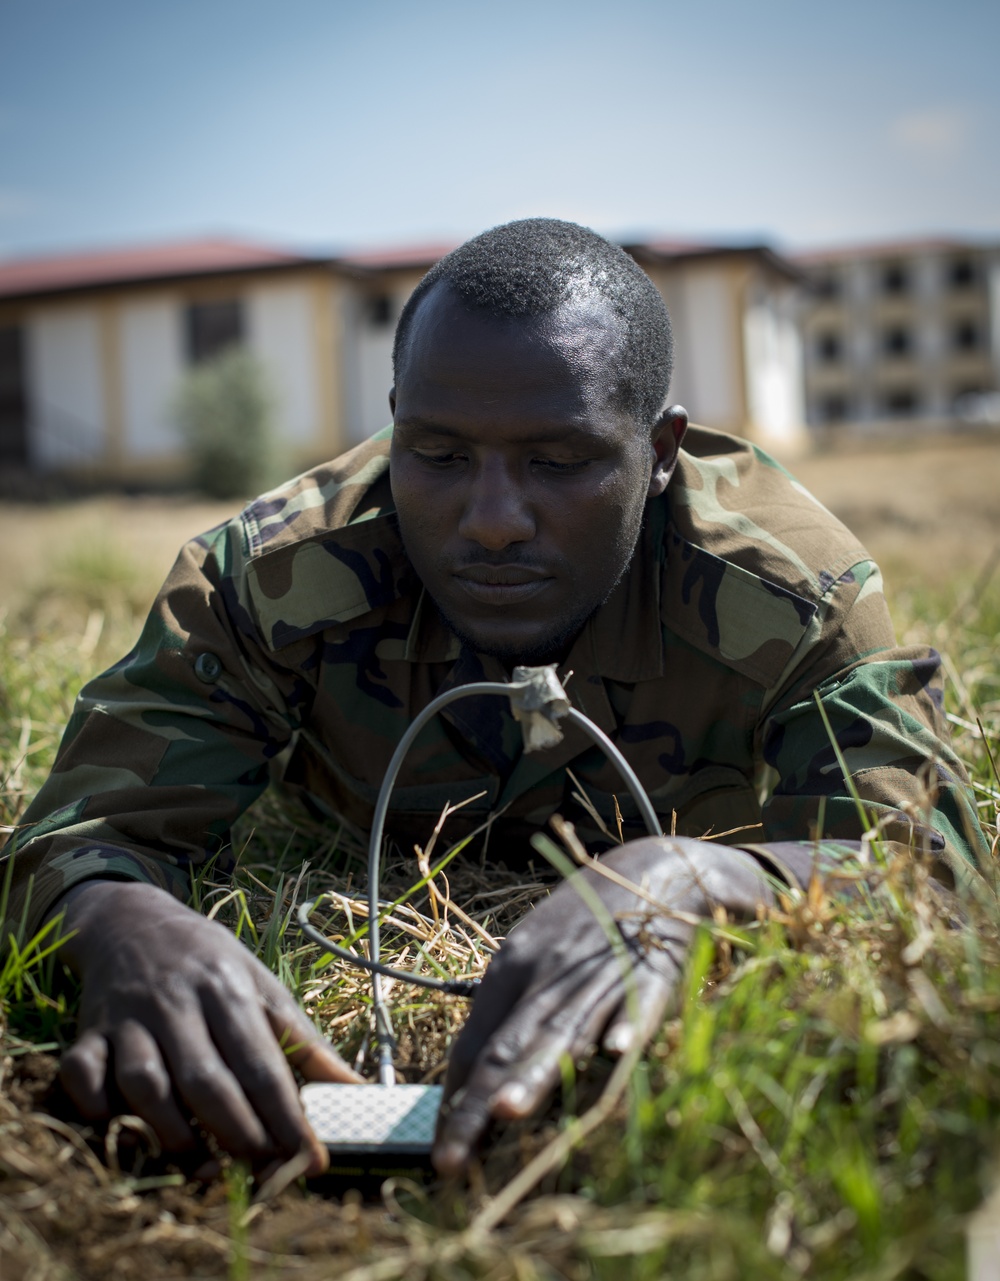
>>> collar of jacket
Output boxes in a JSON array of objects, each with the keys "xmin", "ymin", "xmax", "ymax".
[{"xmin": 243, "ymin": 424, "xmax": 831, "ymax": 697}]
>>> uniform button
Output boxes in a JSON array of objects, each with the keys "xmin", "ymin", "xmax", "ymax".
[{"xmin": 195, "ymin": 652, "xmax": 223, "ymax": 683}]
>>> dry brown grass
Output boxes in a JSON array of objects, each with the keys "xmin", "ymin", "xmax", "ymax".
[{"xmin": 790, "ymin": 432, "xmax": 1000, "ymax": 592}]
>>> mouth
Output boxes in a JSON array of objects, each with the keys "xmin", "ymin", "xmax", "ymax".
[{"xmin": 452, "ymin": 565, "xmax": 552, "ymax": 606}]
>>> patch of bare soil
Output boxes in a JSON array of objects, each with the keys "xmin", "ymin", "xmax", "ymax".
[
  {"xmin": 0, "ymin": 1035, "xmax": 593, "ymax": 1281},
  {"xmin": 789, "ymin": 432, "xmax": 1000, "ymax": 594},
  {"xmin": 0, "ymin": 1045, "xmax": 385, "ymax": 1279}
]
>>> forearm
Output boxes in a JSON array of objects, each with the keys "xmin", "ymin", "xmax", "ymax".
[
  {"xmin": 2, "ymin": 829, "xmax": 200, "ymax": 953},
  {"xmin": 2, "ymin": 525, "xmax": 303, "ymax": 953}
]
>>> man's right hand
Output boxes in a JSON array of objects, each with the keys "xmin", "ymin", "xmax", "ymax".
[{"xmin": 51, "ymin": 880, "xmax": 361, "ymax": 1171}]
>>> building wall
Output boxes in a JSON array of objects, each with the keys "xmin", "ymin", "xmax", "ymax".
[
  {"xmin": 25, "ymin": 303, "xmax": 107, "ymax": 467},
  {"xmin": 649, "ymin": 262, "xmax": 743, "ymax": 432},
  {"xmin": 743, "ymin": 276, "xmax": 806, "ymax": 451},
  {"xmin": 7, "ymin": 268, "xmax": 341, "ymax": 479},
  {"xmin": 800, "ymin": 245, "xmax": 1000, "ymax": 433},
  {"xmin": 247, "ymin": 280, "xmax": 320, "ymax": 448},
  {"xmin": 644, "ymin": 257, "xmax": 806, "ymax": 451},
  {"xmin": 340, "ymin": 268, "xmax": 425, "ymax": 444},
  {"xmin": 119, "ymin": 295, "xmax": 184, "ymax": 459}
]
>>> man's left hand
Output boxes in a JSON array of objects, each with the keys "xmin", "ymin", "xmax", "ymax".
[{"xmin": 432, "ymin": 836, "xmax": 774, "ymax": 1175}]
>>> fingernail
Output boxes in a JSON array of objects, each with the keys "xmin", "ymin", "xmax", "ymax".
[
  {"xmin": 496, "ymin": 1082, "xmax": 528, "ymax": 1113},
  {"xmin": 604, "ymin": 1025, "xmax": 634, "ymax": 1055},
  {"xmin": 432, "ymin": 1142, "xmax": 466, "ymax": 1177}
]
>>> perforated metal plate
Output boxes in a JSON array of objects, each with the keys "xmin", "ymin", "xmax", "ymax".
[{"xmin": 301, "ymin": 1083, "xmax": 443, "ymax": 1154}]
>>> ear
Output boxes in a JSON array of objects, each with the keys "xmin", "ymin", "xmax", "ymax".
[
  {"xmin": 647, "ymin": 405, "xmax": 688, "ymax": 498},
  {"xmin": 389, "ymin": 386, "xmax": 397, "ymax": 417}
]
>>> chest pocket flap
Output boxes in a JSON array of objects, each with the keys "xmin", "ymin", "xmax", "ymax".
[{"xmin": 661, "ymin": 537, "xmax": 817, "ymax": 688}]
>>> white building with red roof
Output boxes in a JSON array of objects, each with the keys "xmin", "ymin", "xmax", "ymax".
[{"xmin": 0, "ymin": 233, "xmax": 808, "ymax": 484}]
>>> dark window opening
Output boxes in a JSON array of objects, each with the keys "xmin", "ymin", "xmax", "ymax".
[
  {"xmin": 812, "ymin": 275, "xmax": 840, "ymax": 300},
  {"xmin": 948, "ymin": 260, "xmax": 976, "ymax": 290},
  {"xmin": 0, "ymin": 326, "xmax": 29, "ymax": 468},
  {"xmin": 819, "ymin": 394, "xmax": 851, "ymax": 423},
  {"xmin": 882, "ymin": 389, "xmax": 918, "ymax": 416},
  {"xmin": 952, "ymin": 319, "xmax": 980, "ymax": 352},
  {"xmin": 816, "ymin": 331, "xmax": 843, "ymax": 363},
  {"xmin": 883, "ymin": 325, "xmax": 912, "ymax": 357},
  {"xmin": 366, "ymin": 294, "xmax": 393, "ymax": 327},
  {"xmin": 185, "ymin": 299, "xmax": 244, "ymax": 364},
  {"xmin": 882, "ymin": 264, "xmax": 909, "ymax": 295}
]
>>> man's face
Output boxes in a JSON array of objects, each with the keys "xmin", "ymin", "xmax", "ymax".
[{"xmin": 390, "ymin": 284, "xmax": 674, "ymax": 666}]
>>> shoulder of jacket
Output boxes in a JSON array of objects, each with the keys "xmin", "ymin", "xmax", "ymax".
[
  {"xmin": 240, "ymin": 426, "xmax": 394, "ymax": 557},
  {"xmin": 660, "ymin": 425, "xmax": 877, "ymax": 685},
  {"xmin": 228, "ymin": 427, "xmax": 415, "ymax": 651}
]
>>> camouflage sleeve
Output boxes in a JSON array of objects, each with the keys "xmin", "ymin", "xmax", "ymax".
[
  {"xmin": 0, "ymin": 516, "xmax": 307, "ymax": 946},
  {"xmin": 741, "ymin": 558, "xmax": 989, "ymax": 886}
]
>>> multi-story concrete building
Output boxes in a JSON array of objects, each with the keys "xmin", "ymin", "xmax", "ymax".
[
  {"xmin": 797, "ymin": 239, "xmax": 1000, "ymax": 434},
  {"xmin": 0, "ymin": 233, "xmax": 808, "ymax": 485}
]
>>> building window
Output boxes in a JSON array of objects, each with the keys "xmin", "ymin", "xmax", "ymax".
[
  {"xmin": 882, "ymin": 389, "xmax": 918, "ymax": 416},
  {"xmin": 882, "ymin": 264, "xmax": 909, "ymax": 295},
  {"xmin": 952, "ymin": 319, "xmax": 981, "ymax": 352},
  {"xmin": 816, "ymin": 331, "xmax": 843, "ymax": 363},
  {"xmin": 366, "ymin": 294, "xmax": 393, "ymax": 327},
  {"xmin": 882, "ymin": 325, "xmax": 912, "ymax": 357},
  {"xmin": 819, "ymin": 394, "xmax": 851, "ymax": 424},
  {"xmin": 948, "ymin": 260, "xmax": 976, "ymax": 290},
  {"xmin": 812, "ymin": 275, "xmax": 840, "ymax": 301},
  {"xmin": 185, "ymin": 298, "xmax": 244, "ymax": 364},
  {"xmin": 0, "ymin": 325, "xmax": 28, "ymax": 468}
]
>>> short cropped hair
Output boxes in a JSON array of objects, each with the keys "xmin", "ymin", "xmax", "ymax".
[{"xmin": 392, "ymin": 218, "xmax": 674, "ymax": 429}]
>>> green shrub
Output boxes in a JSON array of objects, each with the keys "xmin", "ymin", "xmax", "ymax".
[{"xmin": 174, "ymin": 348, "xmax": 277, "ymax": 500}]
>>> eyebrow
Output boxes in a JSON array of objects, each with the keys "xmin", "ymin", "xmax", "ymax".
[{"xmin": 393, "ymin": 418, "xmax": 610, "ymax": 446}]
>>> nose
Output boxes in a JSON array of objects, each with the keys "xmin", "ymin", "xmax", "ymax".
[{"xmin": 457, "ymin": 457, "xmax": 535, "ymax": 550}]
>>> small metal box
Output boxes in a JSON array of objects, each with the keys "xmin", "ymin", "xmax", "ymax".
[{"xmin": 301, "ymin": 1082, "xmax": 443, "ymax": 1155}]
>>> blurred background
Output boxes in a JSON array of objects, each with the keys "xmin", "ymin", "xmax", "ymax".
[{"xmin": 0, "ymin": 0, "xmax": 998, "ymax": 604}]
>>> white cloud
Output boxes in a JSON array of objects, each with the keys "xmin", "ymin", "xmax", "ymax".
[{"xmin": 888, "ymin": 107, "xmax": 971, "ymax": 158}]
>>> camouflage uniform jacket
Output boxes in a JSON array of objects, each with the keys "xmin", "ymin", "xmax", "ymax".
[{"xmin": 2, "ymin": 424, "xmax": 987, "ymax": 941}]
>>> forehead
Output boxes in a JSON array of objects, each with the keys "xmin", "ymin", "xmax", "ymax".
[{"xmin": 394, "ymin": 284, "xmax": 627, "ymax": 429}]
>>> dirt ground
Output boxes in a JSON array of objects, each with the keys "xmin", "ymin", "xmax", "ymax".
[
  {"xmin": 0, "ymin": 433, "xmax": 996, "ymax": 614},
  {"xmin": 790, "ymin": 431, "xmax": 1000, "ymax": 596}
]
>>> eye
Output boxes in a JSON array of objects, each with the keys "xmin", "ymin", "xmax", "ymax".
[
  {"xmin": 412, "ymin": 449, "xmax": 465, "ymax": 468},
  {"xmin": 531, "ymin": 457, "xmax": 593, "ymax": 474}
]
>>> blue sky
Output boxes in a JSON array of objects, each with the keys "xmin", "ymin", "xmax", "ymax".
[{"xmin": 1, "ymin": 0, "xmax": 997, "ymax": 260}]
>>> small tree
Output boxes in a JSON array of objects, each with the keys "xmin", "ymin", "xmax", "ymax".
[{"xmin": 174, "ymin": 348, "xmax": 277, "ymax": 500}]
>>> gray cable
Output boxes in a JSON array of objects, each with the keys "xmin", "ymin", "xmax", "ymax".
[{"xmin": 298, "ymin": 672, "xmax": 662, "ymax": 1085}]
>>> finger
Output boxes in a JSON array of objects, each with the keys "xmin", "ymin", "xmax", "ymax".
[
  {"xmin": 112, "ymin": 1019, "xmax": 198, "ymax": 1153},
  {"xmin": 491, "ymin": 969, "xmax": 626, "ymax": 1118},
  {"xmin": 195, "ymin": 984, "xmax": 318, "ymax": 1161},
  {"xmin": 434, "ymin": 967, "xmax": 623, "ymax": 1176},
  {"xmin": 159, "ymin": 1009, "xmax": 274, "ymax": 1161},
  {"xmin": 440, "ymin": 943, "xmax": 594, "ymax": 1103},
  {"xmin": 260, "ymin": 985, "xmax": 363, "ymax": 1084},
  {"xmin": 263, "ymin": 1004, "xmax": 362, "ymax": 1178},
  {"xmin": 600, "ymin": 961, "xmax": 679, "ymax": 1056},
  {"xmin": 60, "ymin": 1029, "xmax": 111, "ymax": 1120}
]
